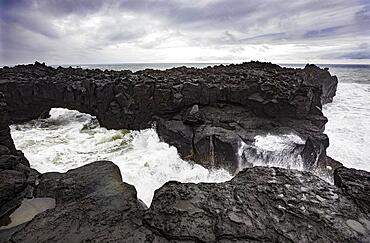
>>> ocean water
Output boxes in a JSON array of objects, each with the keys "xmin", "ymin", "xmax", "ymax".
[
  {"xmin": 55, "ymin": 63, "xmax": 224, "ymax": 72},
  {"xmin": 239, "ymin": 133, "xmax": 306, "ymax": 171},
  {"xmin": 321, "ymin": 65, "xmax": 370, "ymax": 172},
  {"xmin": 282, "ymin": 64, "xmax": 370, "ymax": 172},
  {"xmin": 10, "ymin": 63, "xmax": 370, "ymax": 205},
  {"xmin": 10, "ymin": 110, "xmax": 231, "ymax": 205}
]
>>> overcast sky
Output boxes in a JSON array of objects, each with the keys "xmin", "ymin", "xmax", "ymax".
[{"xmin": 1, "ymin": 0, "xmax": 370, "ymax": 65}]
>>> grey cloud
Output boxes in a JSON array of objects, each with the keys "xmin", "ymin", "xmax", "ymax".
[
  {"xmin": 340, "ymin": 43, "xmax": 370, "ymax": 60},
  {"xmin": 341, "ymin": 52, "xmax": 370, "ymax": 60},
  {"xmin": 2, "ymin": 0, "xmax": 107, "ymax": 17},
  {"xmin": 1, "ymin": 0, "xmax": 369, "ymax": 64},
  {"xmin": 355, "ymin": 4, "xmax": 370, "ymax": 26},
  {"xmin": 239, "ymin": 32, "xmax": 288, "ymax": 44},
  {"xmin": 322, "ymin": 43, "xmax": 370, "ymax": 60},
  {"xmin": 304, "ymin": 26, "xmax": 345, "ymax": 39},
  {"xmin": 107, "ymin": 31, "xmax": 145, "ymax": 42},
  {"xmin": 208, "ymin": 32, "xmax": 289, "ymax": 45}
]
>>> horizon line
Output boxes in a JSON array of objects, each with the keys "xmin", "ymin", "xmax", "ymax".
[{"xmin": 2, "ymin": 61, "xmax": 370, "ymax": 67}]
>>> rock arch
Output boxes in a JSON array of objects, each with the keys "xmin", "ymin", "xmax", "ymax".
[{"xmin": 0, "ymin": 61, "xmax": 338, "ymax": 173}]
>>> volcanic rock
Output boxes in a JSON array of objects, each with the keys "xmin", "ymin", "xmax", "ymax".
[
  {"xmin": 183, "ymin": 104, "xmax": 205, "ymax": 125},
  {"xmin": 3, "ymin": 162, "xmax": 370, "ymax": 242},
  {"xmin": 0, "ymin": 62, "xmax": 338, "ymax": 173},
  {"xmin": 0, "ymin": 93, "xmax": 32, "ymax": 220},
  {"xmin": 7, "ymin": 161, "xmax": 165, "ymax": 243},
  {"xmin": 146, "ymin": 166, "xmax": 370, "ymax": 242},
  {"xmin": 335, "ymin": 167, "xmax": 370, "ymax": 216}
]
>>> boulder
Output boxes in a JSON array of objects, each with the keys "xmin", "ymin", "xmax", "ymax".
[
  {"xmin": 9, "ymin": 161, "xmax": 166, "ymax": 243},
  {"xmin": 146, "ymin": 166, "xmax": 370, "ymax": 242}
]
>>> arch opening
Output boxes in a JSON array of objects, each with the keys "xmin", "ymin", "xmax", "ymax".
[{"xmin": 11, "ymin": 108, "xmax": 232, "ymax": 205}]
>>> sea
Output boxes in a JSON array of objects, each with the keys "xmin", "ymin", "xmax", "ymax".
[{"xmin": 9, "ymin": 63, "xmax": 370, "ymax": 205}]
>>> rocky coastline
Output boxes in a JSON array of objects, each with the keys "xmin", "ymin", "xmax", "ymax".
[
  {"xmin": 0, "ymin": 61, "xmax": 338, "ymax": 173},
  {"xmin": 0, "ymin": 62, "xmax": 369, "ymax": 242}
]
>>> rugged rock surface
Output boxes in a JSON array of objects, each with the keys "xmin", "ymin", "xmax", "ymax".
[
  {"xmin": 2, "ymin": 62, "xmax": 369, "ymax": 243},
  {"xmin": 2, "ymin": 161, "xmax": 370, "ymax": 242},
  {"xmin": 0, "ymin": 61, "xmax": 338, "ymax": 173},
  {"xmin": 335, "ymin": 167, "xmax": 370, "ymax": 216},
  {"xmin": 0, "ymin": 93, "xmax": 33, "ymax": 220},
  {"xmin": 302, "ymin": 65, "xmax": 338, "ymax": 104},
  {"xmin": 147, "ymin": 166, "xmax": 370, "ymax": 242},
  {"xmin": 6, "ymin": 161, "xmax": 165, "ymax": 243}
]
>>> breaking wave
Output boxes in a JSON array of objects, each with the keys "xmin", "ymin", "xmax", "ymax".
[
  {"xmin": 238, "ymin": 133, "xmax": 305, "ymax": 171},
  {"xmin": 11, "ymin": 108, "xmax": 232, "ymax": 205}
]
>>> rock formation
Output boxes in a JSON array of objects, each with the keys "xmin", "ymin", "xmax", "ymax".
[
  {"xmin": 1, "ymin": 161, "xmax": 369, "ymax": 242},
  {"xmin": 0, "ymin": 63, "xmax": 370, "ymax": 242},
  {"xmin": 0, "ymin": 93, "xmax": 35, "ymax": 221},
  {"xmin": 6, "ymin": 161, "xmax": 160, "ymax": 242},
  {"xmin": 0, "ymin": 61, "xmax": 338, "ymax": 173}
]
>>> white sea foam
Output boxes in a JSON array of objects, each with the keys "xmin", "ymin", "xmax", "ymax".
[
  {"xmin": 323, "ymin": 82, "xmax": 370, "ymax": 172},
  {"xmin": 238, "ymin": 133, "xmax": 305, "ymax": 171},
  {"xmin": 12, "ymin": 110, "xmax": 310, "ymax": 204},
  {"xmin": 254, "ymin": 134, "xmax": 304, "ymax": 152},
  {"xmin": 11, "ymin": 109, "xmax": 231, "ymax": 205}
]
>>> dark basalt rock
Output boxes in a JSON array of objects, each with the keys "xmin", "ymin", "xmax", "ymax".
[
  {"xmin": 2, "ymin": 63, "xmax": 370, "ymax": 243},
  {"xmin": 0, "ymin": 61, "xmax": 338, "ymax": 174},
  {"xmin": 0, "ymin": 93, "xmax": 33, "ymax": 220},
  {"xmin": 334, "ymin": 167, "xmax": 370, "ymax": 216},
  {"xmin": 303, "ymin": 64, "xmax": 338, "ymax": 104},
  {"xmin": 146, "ymin": 166, "xmax": 370, "ymax": 242},
  {"xmin": 7, "ymin": 161, "xmax": 166, "ymax": 243},
  {"xmin": 3, "ymin": 162, "xmax": 370, "ymax": 242},
  {"xmin": 183, "ymin": 104, "xmax": 205, "ymax": 125}
]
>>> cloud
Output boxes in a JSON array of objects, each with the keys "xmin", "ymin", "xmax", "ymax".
[
  {"xmin": 304, "ymin": 26, "xmax": 345, "ymax": 39},
  {"xmin": 0, "ymin": 0, "xmax": 369, "ymax": 65},
  {"xmin": 323, "ymin": 43, "xmax": 370, "ymax": 60},
  {"xmin": 342, "ymin": 52, "xmax": 370, "ymax": 60}
]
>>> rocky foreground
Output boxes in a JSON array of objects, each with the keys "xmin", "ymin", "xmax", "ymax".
[
  {"xmin": 1, "ymin": 161, "xmax": 370, "ymax": 242},
  {"xmin": 0, "ymin": 62, "xmax": 370, "ymax": 242}
]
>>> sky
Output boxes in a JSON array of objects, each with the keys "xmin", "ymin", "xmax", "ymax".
[{"xmin": 1, "ymin": 0, "xmax": 370, "ymax": 65}]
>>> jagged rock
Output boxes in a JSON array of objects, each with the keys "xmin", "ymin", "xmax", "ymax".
[
  {"xmin": 4, "ymin": 163, "xmax": 370, "ymax": 242},
  {"xmin": 146, "ymin": 166, "xmax": 370, "ymax": 242},
  {"xmin": 334, "ymin": 167, "xmax": 370, "ymax": 215},
  {"xmin": 183, "ymin": 104, "xmax": 205, "ymax": 125},
  {"xmin": 8, "ymin": 161, "xmax": 166, "ymax": 243},
  {"xmin": 156, "ymin": 117, "xmax": 194, "ymax": 159},
  {"xmin": 0, "ymin": 170, "xmax": 27, "ymax": 211},
  {"xmin": 0, "ymin": 145, "xmax": 10, "ymax": 156},
  {"xmin": 2, "ymin": 62, "xmax": 369, "ymax": 243},
  {"xmin": 303, "ymin": 64, "xmax": 338, "ymax": 104},
  {"xmin": 0, "ymin": 93, "xmax": 32, "ymax": 219},
  {"xmin": 0, "ymin": 62, "xmax": 338, "ymax": 173}
]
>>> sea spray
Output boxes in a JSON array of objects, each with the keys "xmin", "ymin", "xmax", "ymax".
[
  {"xmin": 237, "ymin": 133, "xmax": 305, "ymax": 171},
  {"xmin": 10, "ymin": 108, "xmax": 231, "ymax": 205},
  {"xmin": 323, "ymin": 83, "xmax": 370, "ymax": 172},
  {"xmin": 236, "ymin": 133, "xmax": 335, "ymax": 183}
]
